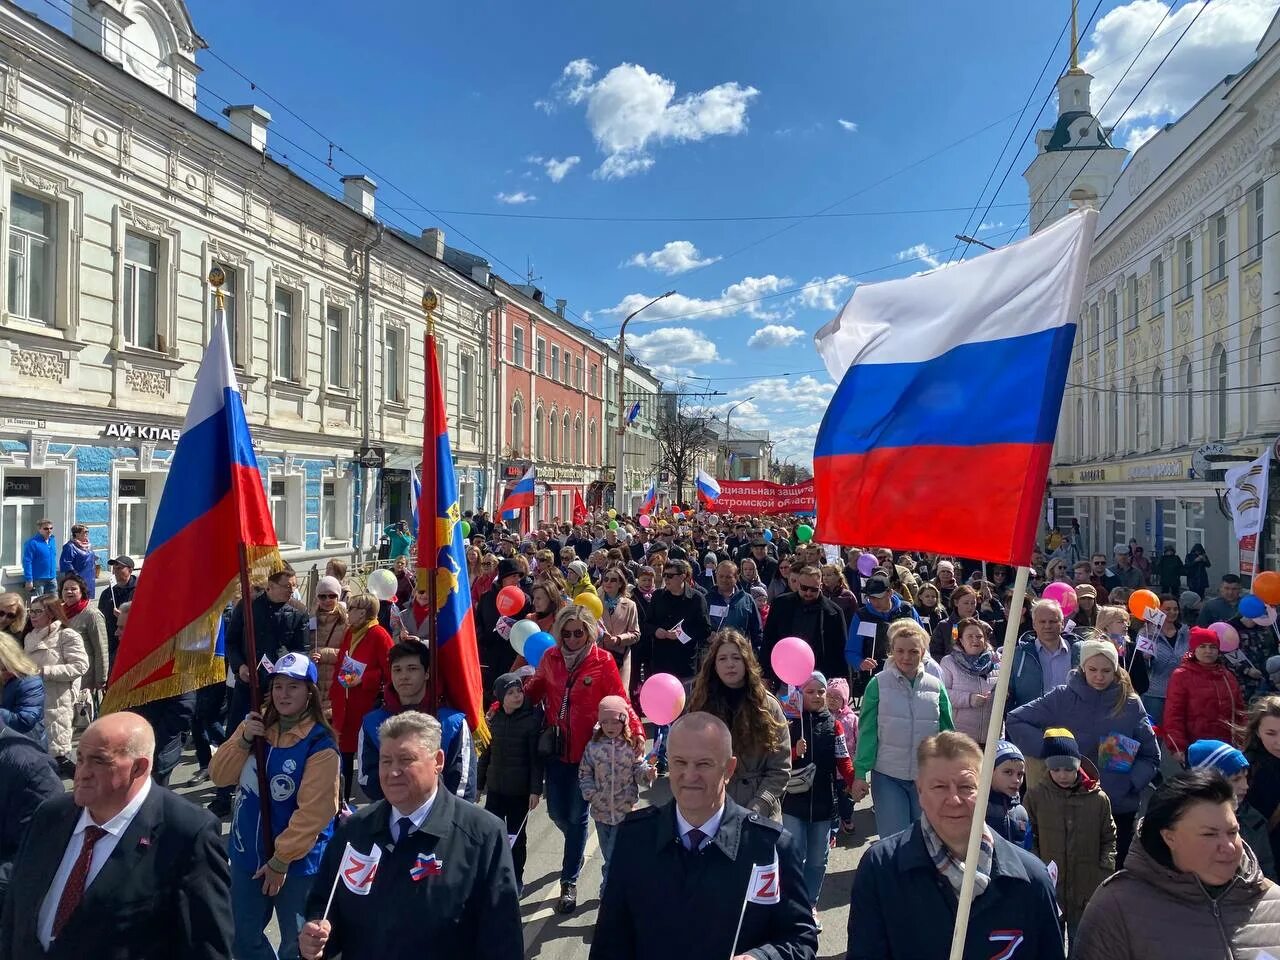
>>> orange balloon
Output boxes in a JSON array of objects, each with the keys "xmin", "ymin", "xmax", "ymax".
[
  {"xmin": 1127, "ymin": 589, "xmax": 1160, "ymax": 619},
  {"xmin": 1254, "ymin": 571, "xmax": 1280, "ymax": 605}
]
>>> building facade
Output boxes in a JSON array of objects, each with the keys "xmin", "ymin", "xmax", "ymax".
[
  {"xmin": 604, "ymin": 356, "xmax": 662, "ymax": 513},
  {"xmin": 0, "ymin": 0, "xmax": 492, "ymax": 586},
  {"xmin": 1043, "ymin": 13, "xmax": 1280, "ymax": 571}
]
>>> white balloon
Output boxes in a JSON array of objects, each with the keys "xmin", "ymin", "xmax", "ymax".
[
  {"xmin": 509, "ymin": 618, "xmax": 539, "ymax": 655},
  {"xmin": 367, "ymin": 568, "xmax": 399, "ymax": 601}
]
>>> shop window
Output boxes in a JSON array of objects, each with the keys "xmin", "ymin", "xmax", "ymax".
[
  {"xmin": 1, "ymin": 474, "xmax": 46, "ymax": 569},
  {"xmin": 7, "ymin": 189, "xmax": 55, "ymax": 325},
  {"xmin": 115, "ymin": 476, "xmax": 151, "ymax": 558}
]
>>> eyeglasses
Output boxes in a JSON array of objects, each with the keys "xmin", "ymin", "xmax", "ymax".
[
  {"xmin": 562, "ymin": 628, "xmax": 587, "ymax": 639},
  {"xmin": 663, "ymin": 572, "xmax": 681, "ymax": 579},
  {"xmin": 39, "ymin": 525, "xmax": 52, "ymax": 531},
  {"xmin": 0, "ymin": 610, "xmax": 16, "ymax": 620},
  {"xmin": 798, "ymin": 585, "xmax": 820, "ymax": 594},
  {"xmin": 317, "ymin": 593, "xmax": 338, "ymax": 600}
]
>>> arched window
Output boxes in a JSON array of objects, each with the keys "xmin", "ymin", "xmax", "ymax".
[
  {"xmin": 534, "ymin": 406, "xmax": 544, "ymax": 459},
  {"xmin": 588, "ymin": 421, "xmax": 597, "ymax": 466},
  {"xmin": 1075, "ymin": 398, "xmax": 1085, "ymax": 460},
  {"xmin": 1247, "ymin": 328, "xmax": 1263, "ymax": 431},
  {"xmin": 1089, "ymin": 392, "xmax": 1099, "ymax": 458},
  {"xmin": 1107, "ymin": 386, "xmax": 1119, "ymax": 452},
  {"xmin": 1180, "ymin": 357, "xmax": 1193, "ymax": 443},
  {"xmin": 1214, "ymin": 346, "xmax": 1229, "ymax": 439},
  {"xmin": 1150, "ymin": 367, "xmax": 1163, "ymax": 449},
  {"xmin": 1127, "ymin": 377, "xmax": 1139, "ymax": 451},
  {"xmin": 574, "ymin": 417, "xmax": 583, "ymax": 463},
  {"xmin": 549, "ymin": 407, "xmax": 558, "ymax": 461},
  {"xmin": 562, "ymin": 414, "xmax": 572, "ymax": 463},
  {"xmin": 511, "ymin": 398, "xmax": 524, "ymax": 456}
]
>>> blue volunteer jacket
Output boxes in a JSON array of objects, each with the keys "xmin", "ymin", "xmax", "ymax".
[
  {"xmin": 357, "ymin": 703, "xmax": 475, "ymax": 802},
  {"xmin": 21, "ymin": 534, "xmax": 56, "ymax": 583}
]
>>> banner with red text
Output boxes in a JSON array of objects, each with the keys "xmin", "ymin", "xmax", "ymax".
[{"xmin": 704, "ymin": 479, "xmax": 816, "ymax": 515}]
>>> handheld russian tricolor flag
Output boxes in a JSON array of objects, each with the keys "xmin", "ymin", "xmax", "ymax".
[
  {"xmin": 812, "ymin": 208, "xmax": 1096, "ymax": 566},
  {"xmin": 638, "ymin": 478, "xmax": 657, "ymax": 515},
  {"xmin": 695, "ymin": 469, "xmax": 721, "ymax": 508},
  {"xmin": 499, "ymin": 466, "xmax": 537, "ymax": 516}
]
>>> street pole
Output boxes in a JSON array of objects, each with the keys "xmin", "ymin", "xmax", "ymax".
[
  {"xmin": 722, "ymin": 395, "xmax": 754, "ymax": 480},
  {"xmin": 615, "ymin": 291, "xmax": 675, "ymax": 514}
]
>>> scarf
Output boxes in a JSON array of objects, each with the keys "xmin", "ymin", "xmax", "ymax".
[
  {"xmin": 412, "ymin": 600, "xmax": 431, "ymax": 624},
  {"xmin": 920, "ymin": 814, "xmax": 993, "ymax": 899},
  {"xmin": 561, "ymin": 640, "xmax": 593, "ymax": 673},
  {"xmin": 603, "ymin": 593, "xmax": 621, "ymax": 615},
  {"xmin": 348, "ymin": 616, "xmax": 377, "ymax": 656},
  {"xmin": 64, "ymin": 598, "xmax": 89, "ymax": 619},
  {"xmin": 953, "ymin": 648, "xmax": 996, "ymax": 679}
]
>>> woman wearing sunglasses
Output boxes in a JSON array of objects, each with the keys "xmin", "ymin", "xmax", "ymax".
[
  {"xmin": 598, "ymin": 567, "xmax": 640, "ymax": 691},
  {"xmin": 524, "ymin": 604, "xmax": 644, "ymax": 916},
  {"xmin": 309, "ymin": 575, "xmax": 347, "ymax": 721}
]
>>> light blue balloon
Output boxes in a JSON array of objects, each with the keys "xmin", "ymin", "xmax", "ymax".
[
  {"xmin": 763, "ymin": 530, "xmax": 774, "ymax": 542},
  {"xmin": 525, "ymin": 631, "xmax": 556, "ymax": 668},
  {"xmin": 1240, "ymin": 594, "xmax": 1267, "ymax": 618}
]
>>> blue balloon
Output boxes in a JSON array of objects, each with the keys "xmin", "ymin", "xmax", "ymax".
[
  {"xmin": 524, "ymin": 631, "xmax": 556, "ymax": 668},
  {"xmin": 763, "ymin": 530, "xmax": 774, "ymax": 542},
  {"xmin": 1240, "ymin": 594, "xmax": 1267, "ymax": 618}
]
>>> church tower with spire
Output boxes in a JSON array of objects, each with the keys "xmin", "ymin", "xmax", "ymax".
[{"xmin": 1024, "ymin": 1, "xmax": 1127, "ymax": 233}]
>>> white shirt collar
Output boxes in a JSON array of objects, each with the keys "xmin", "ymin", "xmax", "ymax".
[
  {"xmin": 675, "ymin": 802, "xmax": 726, "ymax": 847},
  {"xmin": 77, "ymin": 776, "xmax": 152, "ymax": 837},
  {"xmin": 390, "ymin": 787, "xmax": 438, "ymax": 838}
]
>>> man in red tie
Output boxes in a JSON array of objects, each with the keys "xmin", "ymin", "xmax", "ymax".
[{"xmin": 0, "ymin": 712, "xmax": 232, "ymax": 960}]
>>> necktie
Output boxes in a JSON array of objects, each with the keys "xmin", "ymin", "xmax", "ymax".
[
  {"xmin": 685, "ymin": 827, "xmax": 706, "ymax": 852},
  {"xmin": 53, "ymin": 825, "xmax": 107, "ymax": 939},
  {"xmin": 395, "ymin": 816, "xmax": 414, "ymax": 843}
]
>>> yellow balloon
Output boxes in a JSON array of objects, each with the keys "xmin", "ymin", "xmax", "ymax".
[
  {"xmin": 607, "ymin": 508, "xmax": 617, "ymax": 518},
  {"xmin": 578, "ymin": 593, "xmax": 604, "ymax": 620}
]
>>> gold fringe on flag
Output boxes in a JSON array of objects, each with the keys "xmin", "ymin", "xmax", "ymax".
[{"xmin": 100, "ymin": 544, "xmax": 284, "ymax": 714}]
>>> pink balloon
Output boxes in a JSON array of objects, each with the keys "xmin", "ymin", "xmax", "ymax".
[
  {"xmin": 639, "ymin": 673, "xmax": 686, "ymax": 726},
  {"xmin": 1258, "ymin": 606, "xmax": 1279, "ymax": 626},
  {"xmin": 638, "ymin": 514, "xmax": 652, "ymax": 528},
  {"xmin": 857, "ymin": 553, "xmax": 878, "ymax": 577},
  {"xmin": 771, "ymin": 636, "xmax": 816, "ymax": 687},
  {"xmin": 1041, "ymin": 582, "xmax": 1078, "ymax": 618},
  {"xmin": 1209, "ymin": 621, "xmax": 1240, "ymax": 653}
]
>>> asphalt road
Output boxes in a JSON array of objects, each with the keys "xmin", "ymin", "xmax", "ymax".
[{"xmin": 159, "ymin": 747, "xmax": 874, "ymax": 959}]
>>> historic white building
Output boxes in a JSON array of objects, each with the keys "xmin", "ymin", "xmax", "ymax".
[
  {"xmin": 0, "ymin": 0, "xmax": 494, "ymax": 585},
  {"xmin": 1043, "ymin": 13, "xmax": 1280, "ymax": 570}
]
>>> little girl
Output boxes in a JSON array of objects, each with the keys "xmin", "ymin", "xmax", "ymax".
[
  {"xmin": 578, "ymin": 695, "xmax": 655, "ymax": 891},
  {"xmin": 1244, "ymin": 694, "xmax": 1280, "ymax": 868},
  {"xmin": 825, "ymin": 677, "xmax": 858, "ymax": 833}
]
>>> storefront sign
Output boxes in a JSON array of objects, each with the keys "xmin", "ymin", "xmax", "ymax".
[
  {"xmin": 706, "ymin": 479, "xmax": 816, "ymax": 515},
  {"xmin": 2, "ymin": 475, "xmax": 42, "ymax": 497},
  {"xmin": 1126, "ymin": 460, "xmax": 1185, "ymax": 481},
  {"xmin": 1076, "ymin": 467, "xmax": 1107, "ymax": 483},
  {"xmin": 102, "ymin": 422, "xmax": 180, "ymax": 442},
  {"xmin": 2, "ymin": 417, "xmax": 45, "ymax": 429}
]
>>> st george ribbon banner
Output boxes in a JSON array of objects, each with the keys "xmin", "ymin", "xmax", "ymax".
[{"xmin": 704, "ymin": 479, "xmax": 815, "ymax": 515}]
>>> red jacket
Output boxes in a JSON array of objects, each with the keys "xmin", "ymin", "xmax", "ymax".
[
  {"xmin": 1163, "ymin": 653, "xmax": 1246, "ymax": 753},
  {"xmin": 328, "ymin": 622, "xmax": 394, "ymax": 752},
  {"xmin": 524, "ymin": 643, "xmax": 644, "ymax": 764}
]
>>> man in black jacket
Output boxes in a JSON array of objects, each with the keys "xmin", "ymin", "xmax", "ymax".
[
  {"xmin": 0, "ymin": 725, "xmax": 63, "ymax": 911},
  {"xmin": 591, "ymin": 712, "xmax": 817, "ymax": 960},
  {"xmin": 475, "ymin": 559, "xmax": 532, "ymax": 697},
  {"xmin": 301, "ymin": 711, "xmax": 520, "ymax": 960},
  {"xmin": 643, "ymin": 559, "xmax": 712, "ymax": 682},
  {"xmin": 761, "ymin": 565, "xmax": 848, "ymax": 686},
  {"xmin": 97, "ymin": 555, "xmax": 136, "ymax": 666},
  {"xmin": 0, "ymin": 712, "xmax": 232, "ymax": 960}
]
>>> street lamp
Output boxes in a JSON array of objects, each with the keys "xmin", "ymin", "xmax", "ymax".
[
  {"xmin": 722, "ymin": 396, "xmax": 754, "ymax": 479},
  {"xmin": 953, "ymin": 233, "xmax": 996, "ymax": 251},
  {"xmin": 615, "ymin": 290, "xmax": 675, "ymax": 513}
]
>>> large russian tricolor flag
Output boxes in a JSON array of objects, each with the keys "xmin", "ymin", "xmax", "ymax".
[
  {"xmin": 498, "ymin": 466, "xmax": 536, "ymax": 516},
  {"xmin": 103, "ymin": 312, "xmax": 282, "ymax": 710},
  {"xmin": 813, "ymin": 208, "xmax": 1096, "ymax": 566},
  {"xmin": 695, "ymin": 469, "xmax": 721, "ymax": 508}
]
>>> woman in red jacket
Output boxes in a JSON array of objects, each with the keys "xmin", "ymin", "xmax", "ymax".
[
  {"xmin": 1163, "ymin": 625, "xmax": 1246, "ymax": 764},
  {"xmin": 328, "ymin": 593, "xmax": 393, "ymax": 801},
  {"xmin": 524, "ymin": 602, "xmax": 643, "ymax": 916}
]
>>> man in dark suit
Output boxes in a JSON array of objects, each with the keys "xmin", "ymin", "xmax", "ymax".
[
  {"xmin": 592, "ymin": 712, "xmax": 817, "ymax": 960},
  {"xmin": 300, "ymin": 711, "xmax": 520, "ymax": 960},
  {"xmin": 0, "ymin": 711, "xmax": 232, "ymax": 960},
  {"xmin": 0, "ymin": 725, "xmax": 63, "ymax": 911}
]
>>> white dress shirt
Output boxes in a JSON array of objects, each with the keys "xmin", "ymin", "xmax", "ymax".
[
  {"xmin": 38, "ymin": 777, "xmax": 153, "ymax": 948},
  {"xmin": 675, "ymin": 802, "xmax": 725, "ymax": 851},
  {"xmin": 389, "ymin": 787, "xmax": 438, "ymax": 842}
]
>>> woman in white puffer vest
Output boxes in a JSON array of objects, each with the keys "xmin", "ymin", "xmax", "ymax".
[{"xmin": 851, "ymin": 619, "xmax": 955, "ymax": 839}]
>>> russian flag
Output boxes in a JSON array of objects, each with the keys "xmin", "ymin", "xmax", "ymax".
[
  {"xmin": 103, "ymin": 310, "xmax": 281, "ymax": 709},
  {"xmin": 626, "ymin": 400, "xmax": 641, "ymax": 425},
  {"xmin": 695, "ymin": 469, "xmax": 721, "ymax": 508},
  {"xmin": 498, "ymin": 466, "xmax": 536, "ymax": 515},
  {"xmin": 812, "ymin": 208, "xmax": 1096, "ymax": 566},
  {"xmin": 639, "ymin": 478, "xmax": 657, "ymax": 515},
  {"xmin": 410, "ymin": 467, "xmax": 422, "ymax": 537}
]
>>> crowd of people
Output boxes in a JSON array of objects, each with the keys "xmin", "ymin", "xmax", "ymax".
[{"xmin": 3, "ymin": 509, "xmax": 1280, "ymax": 958}]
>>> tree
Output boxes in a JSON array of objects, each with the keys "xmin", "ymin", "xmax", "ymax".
[
  {"xmin": 769, "ymin": 460, "xmax": 813, "ymax": 485},
  {"xmin": 655, "ymin": 393, "xmax": 715, "ymax": 504}
]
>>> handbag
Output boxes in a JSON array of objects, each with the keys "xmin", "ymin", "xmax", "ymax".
[
  {"xmin": 785, "ymin": 763, "xmax": 816, "ymax": 795},
  {"xmin": 72, "ymin": 688, "xmax": 97, "ymax": 731},
  {"xmin": 539, "ymin": 672, "xmax": 577, "ymax": 759}
]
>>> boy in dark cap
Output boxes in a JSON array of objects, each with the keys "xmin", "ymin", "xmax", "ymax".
[{"xmin": 477, "ymin": 672, "xmax": 544, "ymax": 895}]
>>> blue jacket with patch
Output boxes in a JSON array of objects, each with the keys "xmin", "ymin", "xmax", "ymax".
[{"xmin": 357, "ymin": 701, "xmax": 475, "ymax": 803}]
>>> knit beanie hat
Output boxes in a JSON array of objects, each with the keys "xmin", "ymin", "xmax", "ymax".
[
  {"xmin": 1042, "ymin": 727, "xmax": 1082, "ymax": 770},
  {"xmin": 1267, "ymin": 655, "xmax": 1280, "ymax": 678},
  {"xmin": 1180, "ymin": 590, "xmax": 1203, "ymax": 611},
  {"xmin": 1188, "ymin": 739, "xmax": 1249, "ymax": 777},
  {"xmin": 1188, "ymin": 626, "xmax": 1220, "ymax": 650},
  {"xmin": 568, "ymin": 560, "xmax": 589, "ymax": 581},
  {"xmin": 805, "ymin": 671, "xmax": 829, "ymax": 688},
  {"xmin": 994, "ymin": 740, "xmax": 1025, "ymax": 768},
  {"xmin": 317, "ymin": 575, "xmax": 343, "ymax": 598},
  {"xmin": 1079, "ymin": 638, "xmax": 1119, "ymax": 673},
  {"xmin": 749, "ymin": 585, "xmax": 769, "ymax": 603},
  {"xmin": 493, "ymin": 672, "xmax": 523, "ymax": 700},
  {"xmin": 598, "ymin": 695, "xmax": 629, "ymax": 723},
  {"xmin": 826, "ymin": 677, "xmax": 851, "ymax": 709}
]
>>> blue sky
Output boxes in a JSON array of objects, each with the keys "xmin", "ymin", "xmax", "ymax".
[{"xmin": 27, "ymin": 0, "xmax": 1280, "ymax": 463}]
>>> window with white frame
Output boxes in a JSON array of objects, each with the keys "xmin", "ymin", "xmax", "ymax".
[
  {"xmin": 512, "ymin": 326, "xmax": 525, "ymax": 368},
  {"xmin": 459, "ymin": 350, "xmax": 475, "ymax": 417},
  {"xmin": 1089, "ymin": 393, "xmax": 1099, "ymax": 458},
  {"xmin": 1075, "ymin": 398, "xmax": 1085, "ymax": 460},
  {"xmin": 1126, "ymin": 275, "xmax": 1138, "ymax": 330},
  {"xmin": 1107, "ymin": 386, "xmax": 1119, "ymax": 451},
  {"xmin": 549, "ymin": 408, "xmax": 559, "ymax": 460},
  {"xmin": 536, "ymin": 338, "xmax": 546, "ymax": 375},
  {"xmin": 511, "ymin": 398, "xmax": 525, "ymax": 455},
  {"xmin": 1127, "ymin": 377, "xmax": 1139, "ymax": 450},
  {"xmin": 7, "ymin": 190, "xmax": 55, "ymax": 324},
  {"xmin": 123, "ymin": 232, "xmax": 160, "ymax": 349},
  {"xmin": 1214, "ymin": 346, "xmax": 1229, "ymax": 439},
  {"xmin": 1180, "ymin": 234, "xmax": 1193, "ymax": 301},
  {"xmin": 562, "ymin": 413, "xmax": 571, "ymax": 462},
  {"xmin": 115, "ymin": 476, "xmax": 151, "ymax": 557},
  {"xmin": 575, "ymin": 357, "xmax": 584, "ymax": 389},
  {"xmin": 320, "ymin": 477, "xmax": 352, "ymax": 543},
  {"xmin": 274, "ymin": 286, "xmax": 298, "ymax": 381},
  {"xmin": 1151, "ymin": 367, "xmax": 1164, "ymax": 449},
  {"xmin": 588, "ymin": 420, "xmax": 597, "ymax": 464},
  {"xmin": 1150, "ymin": 256, "xmax": 1164, "ymax": 317},
  {"xmin": 1248, "ymin": 328, "xmax": 1263, "ymax": 432},
  {"xmin": 1, "ymin": 474, "xmax": 46, "ymax": 569},
  {"xmin": 1181, "ymin": 357, "xmax": 1193, "ymax": 443},
  {"xmin": 1213, "ymin": 212, "xmax": 1227, "ymax": 283},
  {"xmin": 1249, "ymin": 183, "xmax": 1264, "ymax": 263},
  {"xmin": 1090, "ymin": 304, "xmax": 1099, "ymax": 346},
  {"xmin": 211, "ymin": 261, "xmax": 239, "ymax": 362},
  {"xmin": 269, "ymin": 475, "xmax": 302, "ymax": 545},
  {"xmin": 574, "ymin": 418, "xmax": 583, "ymax": 462},
  {"xmin": 534, "ymin": 406, "xmax": 544, "ymax": 458},
  {"xmin": 551, "ymin": 345, "xmax": 560, "ymax": 381},
  {"xmin": 590, "ymin": 364, "xmax": 599, "ymax": 395},
  {"xmin": 385, "ymin": 324, "xmax": 405, "ymax": 403},
  {"xmin": 1107, "ymin": 290, "xmax": 1118, "ymax": 342},
  {"xmin": 325, "ymin": 304, "xmax": 347, "ymax": 389}
]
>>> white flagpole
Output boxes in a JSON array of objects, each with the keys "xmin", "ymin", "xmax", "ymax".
[
  {"xmin": 948, "ymin": 564, "xmax": 1030, "ymax": 960},
  {"xmin": 321, "ymin": 866, "xmax": 343, "ymax": 922},
  {"xmin": 728, "ymin": 876, "xmax": 753, "ymax": 960}
]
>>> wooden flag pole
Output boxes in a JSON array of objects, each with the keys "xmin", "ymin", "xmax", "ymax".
[
  {"xmin": 237, "ymin": 541, "xmax": 275, "ymax": 861},
  {"xmin": 948, "ymin": 564, "xmax": 1030, "ymax": 960}
]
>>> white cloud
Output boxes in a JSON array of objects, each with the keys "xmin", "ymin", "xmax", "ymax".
[
  {"xmin": 527, "ymin": 154, "xmax": 582, "ymax": 182},
  {"xmin": 977, "ymin": 220, "xmax": 1004, "ymax": 232},
  {"xmin": 626, "ymin": 240, "xmax": 721, "ymax": 276},
  {"xmin": 735, "ymin": 375, "xmax": 835, "ymax": 412},
  {"xmin": 1122, "ymin": 122, "xmax": 1164, "ymax": 150},
  {"xmin": 747, "ymin": 324, "xmax": 807, "ymax": 349},
  {"xmin": 710, "ymin": 399, "xmax": 770, "ymax": 429},
  {"xmin": 767, "ymin": 421, "xmax": 822, "ymax": 466},
  {"xmin": 1080, "ymin": 0, "xmax": 1279, "ymax": 136},
  {"xmin": 627, "ymin": 327, "xmax": 720, "ymax": 378},
  {"xmin": 794, "ymin": 274, "xmax": 855, "ymax": 312},
  {"xmin": 604, "ymin": 274, "xmax": 793, "ymax": 323},
  {"xmin": 837, "ymin": 118, "xmax": 858, "ymax": 132},
  {"xmin": 495, "ymin": 191, "xmax": 536, "ymax": 204},
  {"xmin": 542, "ymin": 58, "xmax": 759, "ymax": 179},
  {"xmin": 897, "ymin": 243, "xmax": 941, "ymax": 271}
]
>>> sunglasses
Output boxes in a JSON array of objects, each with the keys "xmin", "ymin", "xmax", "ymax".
[
  {"xmin": 562, "ymin": 628, "xmax": 587, "ymax": 639},
  {"xmin": 0, "ymin": 610, "xmax": 16, "ymax": 620},
  {"xmin": 798, "ymin": 585, "xmax": 820, "ymax": 594},
  {"xmin": 663, "ymin": 572, "xmax": 681, "ymax": 579},
  {"xmin": 317, "ymin": 593, "xmax": 338, "ymax": 599},
  {"xmin": 603, "ymin": 577, "xmax": 623, "ymax": 584}
]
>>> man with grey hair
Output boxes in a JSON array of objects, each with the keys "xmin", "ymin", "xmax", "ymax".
[
  {"xmin": 1006, "ymin": 598, "xmax": 1085, "ymax": 787},
  {"xmin": 0, "ymin": 712, "xmax": 232, "ymax": 960},
  {"xmin": 591, "ymin": 712, "xmax": 817, "ymax": 960},
  {"xmin": 301, "ymin": 712, "xmax": 520, "ymax": 960}
]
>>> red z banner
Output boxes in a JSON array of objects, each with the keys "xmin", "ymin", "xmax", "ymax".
[{"xmin": 706, "ymin": 479, "xmax": 815, "ymax": 515}]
